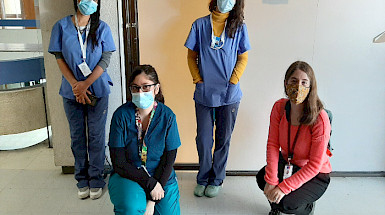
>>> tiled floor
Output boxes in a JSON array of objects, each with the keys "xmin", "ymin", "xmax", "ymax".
[{"xmin": 0, "ymin": 141, "xmax": 384, "ymax": 215}]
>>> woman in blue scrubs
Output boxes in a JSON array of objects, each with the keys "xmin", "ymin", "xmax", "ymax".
[
  {"xmin": 185, "ymin": 0, "xmax": 251, "ymax": 198},
  {"xmin": 108, "ymin": 65, "xmax": 181, "ymax": 215},
  {"xmin": 48, "ymin": 0, "xmax": 115, "ymax": 199}
]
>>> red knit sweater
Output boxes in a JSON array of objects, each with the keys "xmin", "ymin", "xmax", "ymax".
[{"xmin": 264, "ymin": 98, "xmax": 332, "ymax": 194}]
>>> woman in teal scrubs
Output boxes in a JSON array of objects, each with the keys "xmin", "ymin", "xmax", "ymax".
[
  {"xmin": 108, "ymin": 65, "xmax": 181, "ymax": 215},
  {"xmin": 48, "ymin": 0, "xmax": 115, "ymax": 199}
]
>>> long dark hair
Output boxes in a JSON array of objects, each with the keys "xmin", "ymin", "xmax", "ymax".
[
  {"xmin": 284, "ymin": 61, "xmax": 324, "ymax": 125},
  {"xmin": 209, "ymin": 0, "xmax": 245, "ymax": 38},
  {"xmin": 128, "ymin": 65, "xmax": 165, "ymax": 104},
  {"xmin": 73, "ymin": 0, "xmax": 100, "ymax": 49}
]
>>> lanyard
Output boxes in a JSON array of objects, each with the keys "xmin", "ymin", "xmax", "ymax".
[
  {"xmin": 135, "ymin": 102, "xmax": 157, "ymax": 166},
  {"xmin": 75, "ymin": 14, "xmax": 90, "ymax": 62},
  {"xmin": 287, "ymin": 121, "xmax": 301, "ymax": 164},
  {"xmin": 209, "ymin": 13, "xmax": 227, "ymax": 50}
]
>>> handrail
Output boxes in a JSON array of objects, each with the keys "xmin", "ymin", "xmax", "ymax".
[
  {"xmin": 0, "ymin": 19, "xmax": 40, "ymax": 28},
  {"xmin": 0, "ymin": 43, "xmax": 43, "ymax": 52}
]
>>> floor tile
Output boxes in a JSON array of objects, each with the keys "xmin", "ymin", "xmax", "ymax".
[
  {"xmin": 6, "ymin": 170, "xmax": 52, "ymax": 189},
  {"xmin": 0, "ymin": 169, "xmax": 21, "ymax": 192},
  {"xmin": 0, "ymin": 142, "xmax": 385, "ymax": 215},
  {"xmin": 0, "ymin": 188, "xmax": 35, "ymax": 213}
]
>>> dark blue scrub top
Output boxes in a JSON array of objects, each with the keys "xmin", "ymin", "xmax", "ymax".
[
  {"xmin": 108, "ymin": 102, "xmax": 181, "ymax": 185},
  {"xmin": 48, "ymin": 16, "xmax": 116, "ymax": 99},
  {"xmin": 185, "ymin": 15, "xmax": 251, "ymax": 107}
]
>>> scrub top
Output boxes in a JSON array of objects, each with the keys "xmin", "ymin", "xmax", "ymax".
[
  {"xmin": 184, "ymin": 15, "xmax": 251, "ymax": 107},
  {"xmin": 108, "ymin": 102, "xmax": 181, "ymax": 185},
  {"xmin": 48, "ymin": 15, "xmax": 116, "ymax": 99}
]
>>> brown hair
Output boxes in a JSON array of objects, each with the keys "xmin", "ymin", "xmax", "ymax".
[
  {"xmin": 128, "ymin": 65, "xmax": 165, "ymax": 104},
  {"xmin": 209, "ymin": 0, "xmax": 245, "ymax": 38},
  {"xmin": 284, "ymin": 61, "xmax": 324, "ymax": 125}
]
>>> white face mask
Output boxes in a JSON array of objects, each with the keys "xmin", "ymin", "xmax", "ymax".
[
  {"xmin": 217, "ymin": 0, "xmax": 236, "ymax": 13},
  {"xmin": 131, "ymin": 91, "xmax": 154, "ymax": 109}
]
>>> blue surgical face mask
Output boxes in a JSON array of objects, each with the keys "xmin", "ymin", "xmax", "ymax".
[
  {"xmin": 78, "ymin": 0, "xmax": 98, "ymax": 16},
  {"xmin": 132, "ymin": 91, "xmax": 155, "ymax": 109},
  {"xmin": 217, "ymin": 0, "xmax": 236, "ymax": 13}
]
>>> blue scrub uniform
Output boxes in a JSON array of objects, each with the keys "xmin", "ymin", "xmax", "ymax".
[
  {"xmin": 49, "ymin": 16, "xmax": 116, "ymax": 99},
  {"xmin": 48, "ymin": 16, "xmax": 116, "ymax": 189},
  {"xmin": 185, "ymin": 15, "xmax": 251, "ymax": 186},
  {"xmin": 108, "ymin": 102, "xmax": 181, "ymax": 215}
]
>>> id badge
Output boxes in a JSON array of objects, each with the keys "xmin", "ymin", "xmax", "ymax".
[
  {"xmin": 78, "ymin": 61, "xmax": 92, "ymax": 77},
  {"xmin": 141, "ymin": 145, "xmax": 148, "ymax": 165},
  {"xmin": 214, "ymin": 37, "xmax": 223, "ymax": 48},
  {"xmin": 283, "ymin": 164, "xmax": 293, "ymax": 179}
]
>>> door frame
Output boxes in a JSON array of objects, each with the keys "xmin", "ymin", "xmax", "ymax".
[{"xmin": 122, "ymin": 0, "xmax": 140, "ymax": 101}]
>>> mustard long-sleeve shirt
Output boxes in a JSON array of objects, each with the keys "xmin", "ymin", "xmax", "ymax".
[{"xmin": 187, "ymin": 10, "xmax": 248, "ymax": 84}]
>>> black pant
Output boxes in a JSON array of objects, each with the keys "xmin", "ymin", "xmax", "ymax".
[{"xmin": 256, "ymin": 155, "xmax": 330, "ymax": 215}]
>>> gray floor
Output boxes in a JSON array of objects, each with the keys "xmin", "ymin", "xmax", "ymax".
[{"xmin": 0, "ymin": 141, "xmax": 384, "ymax": 215}]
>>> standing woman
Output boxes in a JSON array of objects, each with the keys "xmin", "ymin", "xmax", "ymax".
[
  {"xmin": 108, "ymin": 65, "xmax": 181, "ymax": 215},
  {"xmin": 256, "ymin": 61, "xmax": 332, "ymax": 215},
  {"xmin": 184, "ymin": 0, "xmax": 251, "ymax": 198},
  {"xmin": 48, "ymin": 0, "xmax": 116, "ymax": 199}
]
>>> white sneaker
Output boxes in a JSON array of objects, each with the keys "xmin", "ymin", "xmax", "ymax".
[
  {"xmin": 78, "ymin": 187, "xmax": 89, "ymax": 199},
  {"xmin": 90, "ymin": 188, "xmax": 103, "ymax": 200}
]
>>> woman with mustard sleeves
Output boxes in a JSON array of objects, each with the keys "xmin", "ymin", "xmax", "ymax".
[
  {"xmin": 256, "ymin": 61, "xmax": 332, "ymax": 215},
  {"xmin": 48, "ymin": 0, "xmax": 115, "ymax": 199},
  {"xmin": 108, "ymin": 65, "xmax": 181, "ymax": 215},
  {"xmin": 185, "ymin": 0, "xmax": 251, "ymax": 198}
]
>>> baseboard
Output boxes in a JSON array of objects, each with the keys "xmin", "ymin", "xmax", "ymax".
[
  {"xmin": 173, "ymin": 163, "xmax": 199, "ymax": 171},
  {"xmin": 61, "ymin": 164, "xmax": 385, "ymax": 177},
  {"xmin": 61, "ymin": 166, "xmax": 74, "ymax": 174},
  {"xmin": 173, "ymin": 163, "xmax": 385, "ymax": 177},
  {"xmin": 329, "ymin": 171, "xmax": 385, "ymax": 177}
]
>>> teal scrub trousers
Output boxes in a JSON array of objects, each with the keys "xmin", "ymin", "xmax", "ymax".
[{"xmin": 108, "ymin": 173, "xmax": 181, "ymax": 215}]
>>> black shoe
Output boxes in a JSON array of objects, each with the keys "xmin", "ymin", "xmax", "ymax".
[
  {"xmin": 268, "ymin": 209, "xmax": 281, "ymax": 215},
  {"xmin": 309, "ymin": 202, "xmax": 316, "ymax": 215}
]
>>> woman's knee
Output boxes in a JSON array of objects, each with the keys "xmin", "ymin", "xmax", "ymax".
[
  {"xmin": 155, "ymin": 182, "xmax": 181, "ymax": 215},
  {"xmin": 108, "ymin": 174, "xmax": 146, "ymax": 214},
  {"xmin": 113, "ymin": 201, "xmax": 145, "ymax": 215},
  {"xmin": 256, "ymin": 166, "xmax": 266, "ymax": 191}
]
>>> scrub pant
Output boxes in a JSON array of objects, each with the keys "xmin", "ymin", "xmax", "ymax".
[
  {"xmin": 108, "ymin": 173, "xmax": 181, "ymax": 215},
  {"xmin": 195, "ymin": 102, "xmax": 239, "ymax": 186},
  {"xmin": 256, "ymin": 163, "xmax": 330, "ymax": 215},
  {"xmin": 63, "ymin": 96, "xmax": 108, "ymax": 189}
]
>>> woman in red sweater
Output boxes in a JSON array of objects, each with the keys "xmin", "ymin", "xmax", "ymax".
[{"xmin": 256, "ymin": 61, "xmax": 332, "ymax": 215}]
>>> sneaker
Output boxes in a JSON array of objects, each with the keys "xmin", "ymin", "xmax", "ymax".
[
  {"xmin": 204, "ymin": 185, "xmax": 222, "ymax": 198},
  {"xmin": 90, "ymin": 188, "xmax": 103, "ymax": 200},
  {"xmin": 309, "ymin": 202, "xmax": 316, "ymax": 215},
  {"xmin": 268, "ymin": 209, "xmax": 281, "ymax": 215},
  {"xmin": 78, "ymin": 187, "xmax": 89, "ymax": 199},
  {"xmin": 194, "ymin": 184, "xmax": 206, "ymax": 197}
]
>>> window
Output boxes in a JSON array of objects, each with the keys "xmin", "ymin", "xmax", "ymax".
[{"xmin": 0, "ymin": 0, "xmax": 39, "ymax": 29}]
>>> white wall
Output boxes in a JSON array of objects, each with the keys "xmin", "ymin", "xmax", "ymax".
[
  {"xmin": 312, "ymin": 0, "xmax": 385, "ymax": 171},
  {"xmin": 138, "ymin": 0, "xmax": 385, "ymax": 171}
]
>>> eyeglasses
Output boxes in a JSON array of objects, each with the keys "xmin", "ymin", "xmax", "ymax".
[{"xmin": 129, "ymin": 84, "xmax": 157, "ymax": 93}]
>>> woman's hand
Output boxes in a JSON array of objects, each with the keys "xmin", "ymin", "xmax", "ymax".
[
  {"xmin": 75, "ymin": 90, "xmax": 92, "ymax": 104},
  {"xmin": 144, "ymin": 200, "xmax": 155, "ymax": 215},
  {"xmin": 73, "ymin": 81, "xmax": 91, "ymax": 104},
  {"xmin": 150, "ymin": 182, "xmax": 165, "ymax": 201},
  {"xmin": 72, "ymin": 81, "xmax": 89, "ymax": 97},
  {"xmin": 264, "ymin": 182, "xmax": 276, "ymax": 198},
  {"xmin": 268, "ymin": 187, "xmax": 285, "ymax": 204}
]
